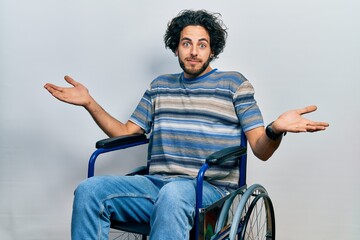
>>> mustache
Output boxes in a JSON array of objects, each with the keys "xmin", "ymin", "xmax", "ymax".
[{"xmin": 185, "ymin": 57, "xmax": 201, "ymax": 61}]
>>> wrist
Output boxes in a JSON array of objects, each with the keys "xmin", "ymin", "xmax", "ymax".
[
  {"xmin": 266, "ymin": 121, "xmax": 286, "ymax": 141},
  {"xmin": 84, "ymin": 96, "xmax": 97, "ymax": 111}
]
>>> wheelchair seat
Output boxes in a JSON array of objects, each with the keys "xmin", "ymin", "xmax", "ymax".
[{"xmin": 87, "ymin": 133, "xmax": 275, "ymax": 240}]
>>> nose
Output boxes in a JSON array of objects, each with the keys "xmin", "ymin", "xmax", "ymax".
[{"xmin": 190, "ymin": 46, "xmax": 198, "ymax": 57}]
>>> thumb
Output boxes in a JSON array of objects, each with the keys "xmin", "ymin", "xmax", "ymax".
[
  {"xmin": 64, "ymin": 75, "xmax": 78, "ymax": 87},
  {"xmin": 298, "ymin": 105, "xmax": 317, "ymax": 115}
]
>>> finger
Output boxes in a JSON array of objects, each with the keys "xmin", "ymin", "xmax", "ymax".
[
  {"xmin": 297, "ymin": 105, "xmax": 317, "ymax": 115},
  {"xmin": 307, "ymin": 121, "xmax": 330, "ymax": 127},
  {"xmin": 44, "ymin": 83, "xmax": 54, "ymax": 89},
  {"xmin": 44, "ymin": 83, "xmax": 63, "ymax": 93},
  {"xmin": 306, "ymin": 125, "xmax": 327, "ymax": 132},
  {"xmin": 45, "ymin": 87, "xmax": 65, "ymax": 101},
  {"xmin": 64, "ymin": 75, "xmax": 78, "ymax": 87},
  {"xmin": 305, "ymin": 121, "xmax": 329, "ymax": 131}
]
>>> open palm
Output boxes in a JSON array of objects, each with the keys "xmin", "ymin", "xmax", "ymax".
[
  {"xmin": 44, "ymin": 75, "xmax": 91, "ymax": 107},
  {"xmin": 273, "ymin": 105, "xmax": 329, "ymax": 133}
]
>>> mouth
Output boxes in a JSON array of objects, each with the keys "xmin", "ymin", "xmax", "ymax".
[{"xmin": 186, "ymin": 58, "xmax": 201, "ymax": 64}]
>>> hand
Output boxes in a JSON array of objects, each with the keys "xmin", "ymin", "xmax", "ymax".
[
  {"xmin": 271, "ymin": 105, "xmax": 329, "ymax": 134},
  {"xmin": 44, "ymin": 75, "xmax": 92, "ymax": 107}
]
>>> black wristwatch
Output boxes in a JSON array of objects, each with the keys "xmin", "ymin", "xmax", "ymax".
[{"xmin": 265, "ymin": 122, "xmax": 285, "ymax": 140}]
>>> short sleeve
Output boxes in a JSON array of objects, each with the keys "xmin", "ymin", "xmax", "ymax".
[
  {"xmin": 129, "ymin": 89, "xmax": 154, "ymax": 134},
  {"xmin": 233, "ymin": 80, "xmax": 264, "ymax": 132}
]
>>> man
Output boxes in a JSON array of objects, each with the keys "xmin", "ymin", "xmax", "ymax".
[{"xmin": 44, "ymin": 10, "xmax": 329, "ymax": 240}]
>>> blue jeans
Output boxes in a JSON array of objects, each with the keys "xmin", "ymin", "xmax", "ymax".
[{"xmin": 71, "ymin": 174, "xmax": 225, "ymax": 240}]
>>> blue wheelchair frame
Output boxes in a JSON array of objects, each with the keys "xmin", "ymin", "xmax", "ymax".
[{"xmin": 86, "ymin": 132, "xmax": 274, "ymax": 240}]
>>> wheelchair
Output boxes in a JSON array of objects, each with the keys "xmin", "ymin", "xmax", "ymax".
[{"xmin": 87, "ymin": 132, "xmax": 275, "ymax": 240}]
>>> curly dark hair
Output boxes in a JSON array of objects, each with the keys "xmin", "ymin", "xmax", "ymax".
[{"xmin": 164, "ymin": 9, "xmax": 228, "ymax": 60}]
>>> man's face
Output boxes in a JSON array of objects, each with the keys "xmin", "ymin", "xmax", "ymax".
[{"xmin": 176, "ymin": 25, "xmax": 213, "ymax": 79}]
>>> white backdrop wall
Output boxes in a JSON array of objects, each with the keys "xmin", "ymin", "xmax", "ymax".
[{"xmin": 1, "ymin": 0, "xmax": 359, "ymax": 239}]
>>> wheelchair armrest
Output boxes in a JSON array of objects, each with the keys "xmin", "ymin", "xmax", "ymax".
[
  {"xmin": 96, "ymin": 133, "xmax": 148, "ymax": 149},
  {"xmin": 88, "ymin": 134, "xmax": 148, "ymax": 178},
  {"xmin": 206, "ymin": 146, "xmax": 247, "ymax": 166}
]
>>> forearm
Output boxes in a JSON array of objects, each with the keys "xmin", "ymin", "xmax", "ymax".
[
  {"xmin": 246, "ymin": 125, "xmax": 283, "ymax": 161},
  {"xmin": 246, "ymin": 105, "xmax": 329, "ymax": 161},
  {"xmin": 253, "ymin": 131, "xmax": 282, "ymax": 161},
  {"xmin": 84, "ymin": 97, "xmax": 141, "ymax": 137},
  {"xmin": 45, "ymin": 76, "xmax": 144, "ymax": 137}
]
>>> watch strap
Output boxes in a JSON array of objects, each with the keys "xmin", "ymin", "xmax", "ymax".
[{"xmin": 265, "ymin": 122, "xmax": 284, "ymax": 140}]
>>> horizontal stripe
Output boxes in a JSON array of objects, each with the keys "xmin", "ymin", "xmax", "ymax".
[{"xmin": 130, "ymin": 69, "xmax": 264, "ymax": 190}]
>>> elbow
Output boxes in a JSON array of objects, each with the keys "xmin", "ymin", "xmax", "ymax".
[
  {"xmin": 254, "ymin": 151, "xmax": 274, "ymax": 161},
  {"xmin": 257, "ymin": 155, "xmax": 271, "ymax": 161}
]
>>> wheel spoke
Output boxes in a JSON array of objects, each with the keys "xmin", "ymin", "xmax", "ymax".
[
  {"xmin": 242, "ymin": 190, "xmax": 274, "ymax": 240},
  {"xmin": 226, "ymin": 185, "xmax": 275, "ymax": 240}
]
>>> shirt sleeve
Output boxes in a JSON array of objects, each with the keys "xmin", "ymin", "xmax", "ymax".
[
  {"xmin": 129, "ymin": 88, "xmax": 154, "ymax": 134},
  {"xmin": 233, "ymin": 80, "xmax": 264, "ymax": 132}
]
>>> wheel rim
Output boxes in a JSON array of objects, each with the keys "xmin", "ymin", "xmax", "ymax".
[{"xmin": 241, "ymin": 192, "xmax": 275, "ymax": 240}]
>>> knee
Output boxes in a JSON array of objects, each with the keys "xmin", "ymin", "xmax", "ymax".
[
  {"xmin": 74, "ymin": 178, "xmax": 93, "ymax": 196},
  {"xmin": 73, "ymin": 177, "xmax": 104, "ymax": 206},
  {"xmin": 156, "ymin": 180, "xmax": 196, "ymax": 210},
  {"xmin": 151, "ymin": 180, "xmax": 196, "ymax": 235}
]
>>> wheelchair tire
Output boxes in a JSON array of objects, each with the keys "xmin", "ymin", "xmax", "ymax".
[
  {"xmin": 228, "ymin": 184, "xmax": 275, "ymax": 240},
  {"xmin": 109, "ymin": 229, "xmax": 146, "ymax": 240}
]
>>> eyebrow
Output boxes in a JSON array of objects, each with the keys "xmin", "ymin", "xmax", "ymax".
[{"xmin": 180, "ymin": 37, "xmax": 209, "ymax": 43}]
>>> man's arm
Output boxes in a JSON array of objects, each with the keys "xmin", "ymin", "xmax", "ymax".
[
  {"xmin": 245, "ymin": 105, "xmax": 329, "ymax": 160},
  {"xmin": 44, "ymin": 75, "xmax": 143, "ymax": 137}
]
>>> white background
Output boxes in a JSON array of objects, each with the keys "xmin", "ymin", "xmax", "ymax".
[{"xmin": 1, "ymin": 0, "xmax": 359, "ymax": 239}]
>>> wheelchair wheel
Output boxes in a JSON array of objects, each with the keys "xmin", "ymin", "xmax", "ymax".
[
  {"xmin": 228, "ymin": 184, "xmax": 275, "ymax": 240},
  {"xmin": 109, "ymin": 229, "xmax": 145, "ymax": 240}
]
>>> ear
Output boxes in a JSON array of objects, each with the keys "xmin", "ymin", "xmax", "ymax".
[{"xmin": 175, "ymin": 49, "xmax": 178, "ymax": 56}]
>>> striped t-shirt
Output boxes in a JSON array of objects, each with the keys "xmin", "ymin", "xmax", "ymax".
[{"xmin": 130, "ymin": 69, "xmax": 263, "ymax": 190}]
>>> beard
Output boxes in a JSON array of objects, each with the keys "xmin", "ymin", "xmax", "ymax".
[{"xmin": 178, "ymin": 55, "xmax": 212, "ymax": 78}]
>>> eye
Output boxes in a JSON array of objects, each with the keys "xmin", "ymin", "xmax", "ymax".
[
  {"xmin": 199, "ymin": 43, "xmax": 207, "ymax": 49},
  {"xmin": 183, "ymin": 42, "xmax": 191, "ymax": 47}
]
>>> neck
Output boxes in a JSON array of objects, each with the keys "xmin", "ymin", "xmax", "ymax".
[{"xmin": 183, "ymin": 65, "xmax": 213, "ymax": 79}]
